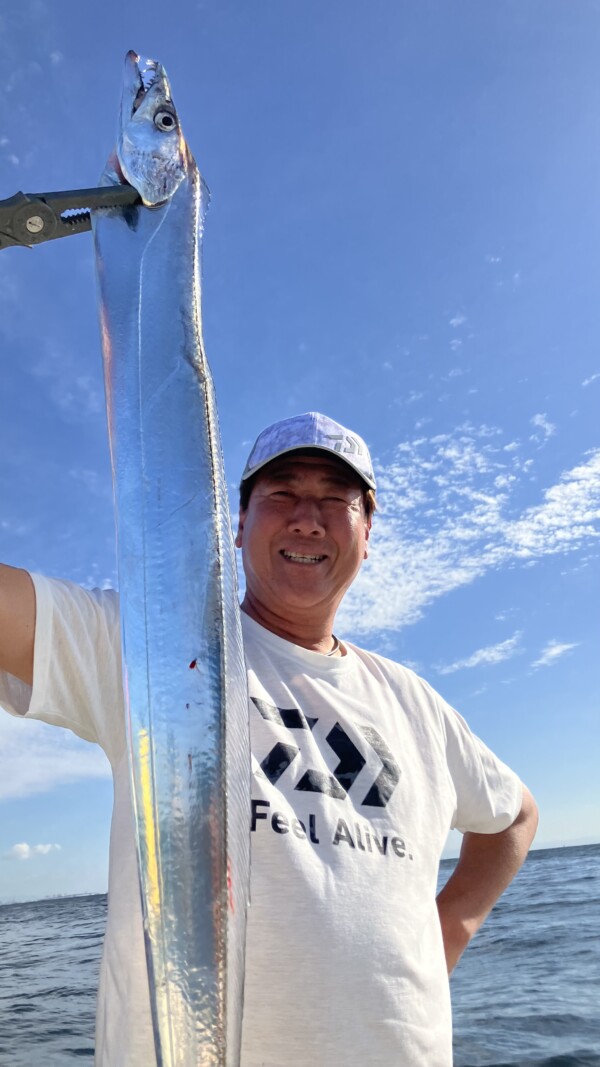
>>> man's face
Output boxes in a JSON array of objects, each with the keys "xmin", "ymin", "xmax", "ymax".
[{"xmin": 235, "ymin": 453, "xmax": 371, "ymax": 623}]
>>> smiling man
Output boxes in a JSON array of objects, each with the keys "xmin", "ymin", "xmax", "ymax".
[
  {"xmin": 0, "ymin": 410, "xmax": 537, "ymax": 1067},
  {"xmin": 233, "ymin": 412, "xmax": 537, "ymax": 1065},
  {"xmin": 236, "ymin": 448, "xmax": 374, "ymax": 650}
]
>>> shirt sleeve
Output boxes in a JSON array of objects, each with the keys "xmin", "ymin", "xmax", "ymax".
[
  {"xmin": 0, "ymin": 573, "xmax": 125, "ymax": 766},
  {"xmin": 435, "ymin": 694, "xmax": 523, "ymax": 834}
]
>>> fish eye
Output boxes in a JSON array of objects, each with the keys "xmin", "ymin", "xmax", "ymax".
[{"xmin": 154, "ymin": 109, "xmax": 177, "ymax": 132}]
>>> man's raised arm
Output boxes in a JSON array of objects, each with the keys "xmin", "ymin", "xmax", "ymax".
[
  {"xmin": 436, "ymin": 785, "xmax": 539, "ymax": 973},
  {"xmin": 0, "ymin": 564, "xmax": 36, "ymax": 686}
]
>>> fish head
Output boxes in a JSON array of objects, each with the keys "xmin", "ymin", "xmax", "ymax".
[{"xmin": 116, "ymin": 50, "xmax": 188, "ymax": 206}]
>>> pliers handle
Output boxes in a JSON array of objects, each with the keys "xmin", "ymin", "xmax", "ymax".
[{"xmin": 0, "ymin": 186, "xmax": 141, "ymax": 250}]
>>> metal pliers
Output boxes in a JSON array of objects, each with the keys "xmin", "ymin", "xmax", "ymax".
[{"xmin": 0, "ymin": 185, "xmax": 141, "ymax": 250}]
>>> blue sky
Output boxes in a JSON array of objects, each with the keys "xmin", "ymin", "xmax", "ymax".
[{"xmin": 1, "ymin": 0, "xmax": 599, "ymax": 902}]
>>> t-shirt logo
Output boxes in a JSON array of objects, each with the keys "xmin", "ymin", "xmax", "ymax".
[{"xmin": 251, "ymin": 697, "xmax": 400, "ymax": 808}]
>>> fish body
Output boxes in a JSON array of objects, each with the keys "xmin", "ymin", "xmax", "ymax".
[{"xmin": 92, "ymin": 52, "xmax": 250, "ymax": 1067}]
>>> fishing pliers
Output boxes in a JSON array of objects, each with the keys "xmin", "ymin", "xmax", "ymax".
[{"xmin": 0, "ymin": 185, "xmax": 141, "ymax": 250}]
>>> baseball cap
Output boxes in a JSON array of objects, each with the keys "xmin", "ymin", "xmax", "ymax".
[{"xmin": 241, "ymin": 412, "xmax": 376, "ymax": 490}]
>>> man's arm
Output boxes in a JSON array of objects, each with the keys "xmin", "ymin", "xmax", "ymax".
[
  {"xmin": 0, "ymin": 564, "xmax": 36, "ymax": 686},
  {"xmin": 436, "ymin": 784, "xmax": 538, "ymax": 973}
]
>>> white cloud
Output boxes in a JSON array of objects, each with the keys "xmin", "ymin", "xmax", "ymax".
[
  {"xmin": 338, "ymin": 426, "xmax": 600, "ymax": 637},
  {"xmin": 532, "ymin": 640, "xmax": 578, "ymax": 669},
  {"xmin": 582, "ymin": 372, "xmax": 600, "ymax": 387},
  {"xmin": 5, "ymin": 842, "xmax": 61, "ymax": 861},
  {"xmin": 450, "ymin": 339, "xmax": 462, "ymax": 351},
  {"xmin": 437, "ymin": 632, "xmax": 522, "ymax": 675},
  {"xmin": 0, "ymin": 716, "xmax": 110, "ymax": 801},
  {"xmin": 449, "ymin": 314, "xmax": 466, "ymax": 328},
  {"xmin": 530, "ymin": 413, "xmax": 556, "ymax": 443},
  {"xmin": 49, "ymin": 51, "xmax": 63, "ymax": 65},
  {"xmin": 505, "ymin": 453, "xmax": 600, "ymax": 557}
]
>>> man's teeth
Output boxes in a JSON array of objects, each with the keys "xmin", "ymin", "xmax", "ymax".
[{"xmin": 282, "ymin": 550, "xmax": 325, "ymax": 564}]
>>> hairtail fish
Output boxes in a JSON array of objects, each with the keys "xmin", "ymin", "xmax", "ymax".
[{"xmin": 92, "ymin": 51, "xmax": 250, "ymax": 1067}]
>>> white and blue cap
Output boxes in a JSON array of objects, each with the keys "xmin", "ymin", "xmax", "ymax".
[{"xmin": 241, "ymin": 412, "xmax": 376, "ymax": 490}]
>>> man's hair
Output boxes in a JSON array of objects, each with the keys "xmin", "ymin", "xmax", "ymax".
[{"xmin": 238, "ymin": 474, "xmax": 377, "ymax": 519}]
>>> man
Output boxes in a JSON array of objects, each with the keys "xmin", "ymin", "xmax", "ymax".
[{"xmin": 0, "ymin": 411, "xmax": 537, "ymax": 1066}]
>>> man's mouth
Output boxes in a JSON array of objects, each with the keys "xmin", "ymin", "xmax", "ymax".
[{"xmin": 280, "ymin": 550, "xmax": 327, "ymax": 565}]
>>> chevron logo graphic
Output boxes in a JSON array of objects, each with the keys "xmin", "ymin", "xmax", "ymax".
[
  {"xmin": 323, "ymin": 433, "xmax": 363, "ymax": 456},
  {"xmin": 251, "ymin": 697, "xmax": 400, "ymax": 808}
]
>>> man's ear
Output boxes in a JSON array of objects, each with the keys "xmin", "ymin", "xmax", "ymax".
[
  {"xmin": 363, "ymin": 517, "xmax": 371, "ymax": 559},
  {"xmin": 235, "ymin": 510, "xmax": 245, "ymax": 548}
]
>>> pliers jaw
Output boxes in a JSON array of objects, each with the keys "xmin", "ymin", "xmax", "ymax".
[{"xmin": 0, "ymin": 185, "xmax": 141, "ymax": 250}]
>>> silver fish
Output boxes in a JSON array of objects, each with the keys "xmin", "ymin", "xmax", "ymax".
[{"xmin": 92, "ymin": 51, "xmax": 250, "ymax": 1067}]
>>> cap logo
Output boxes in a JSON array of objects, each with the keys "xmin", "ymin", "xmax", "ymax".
[{"xmin": 324, "ymin": 433, "xmax": 363, "ymax": 456}]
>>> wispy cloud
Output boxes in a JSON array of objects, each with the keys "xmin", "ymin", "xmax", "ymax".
[
  {"xmin": 582, "ymin": 372, "xmax": 600, "ymax": 387},
  {"xmin": 0, "ymin": 717, "xmax": 110, "ymax": 801},
  {"xmin": 5, "ymin": 842, "xmax": 61, "ymax": 861},
  {"xmin": 436, "ymin": 632, "xmax": 522, "ymax": 675},
  {"xmin": 449, "ymin": 313, "xmax": 466, "ymax": 328},
  {"xmin": 532, "ymin": 640, "xmax": 578, "ymax": 669},
  {"xmin": 0, "ymin": 517, "xmax": 32, "ymax": 538},
  {"xmin": 530, "ymin": 413, "xmax": 556, "ymax": 444},
  {"xmin": 29, "ymin": 341, "xmax": 104, "ymax": 421},
  {"xmin": 338, "ymin": 426, "xmax": 600, "ymax": 636},
  {"xmin": 68, "ymin": 467, "xmax": 112, "ymax": 500}
]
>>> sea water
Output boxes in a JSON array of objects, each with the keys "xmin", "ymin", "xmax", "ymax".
[{"xmin": 0, "ymin": 843, "xmax": 598, "ymax": 1066}]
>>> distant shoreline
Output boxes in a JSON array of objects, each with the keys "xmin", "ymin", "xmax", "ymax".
[{"xmin": 2, "ymin": 841, "xmax": 598, "ymax": 908}]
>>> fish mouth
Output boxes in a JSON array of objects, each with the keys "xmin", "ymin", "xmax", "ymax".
[
  {"xmin": 280, "ymin": 550, "xmax": 328, "ymax": 565},
  {"xmin": 129, "ymin": 52, "xmax": 160, "ymax": 113},
  {"xmin": 122, "ymin": 50, "xmax": 174, "ymax": 121}
]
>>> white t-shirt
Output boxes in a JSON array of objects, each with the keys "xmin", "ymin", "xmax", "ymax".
[{"xmin": 0, "ymin": 574, "xmax": 522, "ymax": 1067}]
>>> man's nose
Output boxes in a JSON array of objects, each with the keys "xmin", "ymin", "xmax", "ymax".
[{"xmin": 287, "ymin": 497, "xmax": 326, "ymax": 536}]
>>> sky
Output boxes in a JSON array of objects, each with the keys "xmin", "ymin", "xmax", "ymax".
[{"xmin": 0, "ymin": 0, "xmax": 599, "ymax": 903}]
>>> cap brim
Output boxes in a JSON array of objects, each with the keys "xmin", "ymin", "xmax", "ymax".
[{"xmin": 241, "ymin": 445, "xmax": 376, "ymax": 490}]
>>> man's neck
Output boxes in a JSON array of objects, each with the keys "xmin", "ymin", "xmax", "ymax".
[{"xmin": 240, "ymin": 592, "xmax": 340, "ymax": 656}]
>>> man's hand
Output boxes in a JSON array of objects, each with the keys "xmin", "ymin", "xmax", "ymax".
[{"xmin": 436, "ymin": 785, "xmax": 538, "ymax": 974}]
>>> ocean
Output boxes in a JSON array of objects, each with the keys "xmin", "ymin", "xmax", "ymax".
[{"xmin": 0, "ymin": 843, "xmax": 598, "ymax": 1066}]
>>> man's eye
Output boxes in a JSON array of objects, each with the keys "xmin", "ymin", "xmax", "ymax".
[{"xmin": 271, "ymin": 490, "xmax": 292, "ymax": 499}]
